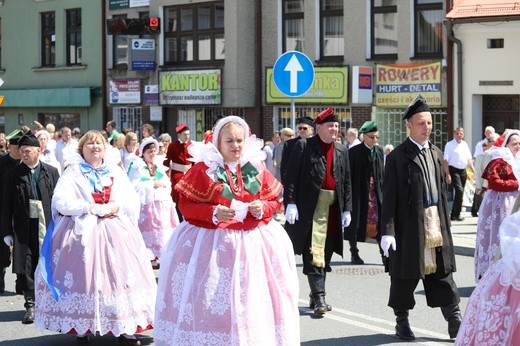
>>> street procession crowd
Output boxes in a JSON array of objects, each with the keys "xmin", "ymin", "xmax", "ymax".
[{"xmin": 0, "ymin": 94, "xmax": 519, "ymax": 345}]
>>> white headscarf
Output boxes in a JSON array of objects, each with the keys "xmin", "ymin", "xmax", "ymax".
[
  {"xmin": 188, "ymin": 116, "xmax": 266, "ymax": 179},
  {"xmin": 139, "ymin": 138, "xmax": 159, "ymax": 156}
]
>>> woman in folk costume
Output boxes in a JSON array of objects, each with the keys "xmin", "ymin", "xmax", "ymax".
[
  {"xmin": 127, "ymin": 138, "xmax": 179, "ymax": 268},
  {"xmin": 474, "ymin": 130, "xmax": 520, "ymax": 282},
  {"xmin": 34, "ymin": 130, "xmax": 156, "ymax": 345},
  {"xmin": 154, "ymin": 116, "xmax": 300, "ymax": 346},
  {"xmin": 456, "ymin": 211, "xmax": 520, "ymax": 345}
]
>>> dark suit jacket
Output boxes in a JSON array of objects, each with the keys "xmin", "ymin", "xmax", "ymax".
[
  {"xmin": 2, "ymin": 161, "xmax": 59, "ymax": 273},
  {"xmin": 280, "ymin": 136, "xmax": 301, "ymax": 187},
  {"xmin": 344, "ymin": 143, "xmax": 384, "ymax": 242},
  {"xmin": 382, "ymin": 138, "xmax": 456, "ymax": 280},
  {"xmin": 283, "ymin": 135, "xmax": 352, "ymax": 256},
  {"xmin": 0, "ymin": 154, "xmax": 21, "ymax": 267}
]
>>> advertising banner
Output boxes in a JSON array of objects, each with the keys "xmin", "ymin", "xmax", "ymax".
[
  {"xmin": 109, "ymin": 79, "xmax": 141, "ymax": 104},
  {"xmin": 352, "ymin": 66, "xmax": 373, "ymax": 104},
  {"xmin": 109, "ymin": 0, "xmax": 149, "ymax": 10},
  {"xmin": 159, "ymin": 69, "xmax": 221, "ymax": 105},
  {"xmin": 144, "ymin": 84, "xmax": 159, "ymax": 104},
  {"xmin": 266, "ymin": 66, "xmax": 348, "ymax": 104},
  {"xmin": 375, "ymin": 62, "xmax": 441, "ymax": 107},
  {"xmin": 131, "ymin": 39, "xmax": 156, "ymax": 71}
]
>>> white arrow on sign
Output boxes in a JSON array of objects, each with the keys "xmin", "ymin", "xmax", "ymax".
[{"xmin": 284, "ymin": 54, "xmax": 304, "ymax": 93}]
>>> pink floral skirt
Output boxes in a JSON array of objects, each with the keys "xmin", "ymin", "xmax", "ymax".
[
  {"xmin": 154, "ymin": 220, "xmax": 300, "ymax": 345},
  {"xmin": 35, "ymin": 215, "xmax": 157, "ymax": 337}
]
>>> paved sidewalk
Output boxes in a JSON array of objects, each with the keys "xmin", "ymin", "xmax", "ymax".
[{"xmin": 450, "ymin": 211, "xmax": 477, "ymax": 257}]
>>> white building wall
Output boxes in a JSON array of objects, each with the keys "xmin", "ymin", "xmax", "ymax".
[{"xmin": 452, "ymin": 21, "xmax": 520, "ymax": 149}]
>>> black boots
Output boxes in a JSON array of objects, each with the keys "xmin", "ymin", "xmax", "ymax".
[
  {"xmin": 441, "ymin": 304, "xmax": 462, "ymax": 339},
  {"xmin": 393, "ymin": 306, "xmax": 461, "ymax": 340},
  {"xmin": 349, "ymin": 241, "xmax": 364, "ymax": 264},
  {"xmin": 308, "ymin": 273, "xmax": 332, "ymax": 312},
  {"xmin": 307, "ymin": 275, "xmax": 328, "ymax": 316},
  {"xmin": 394, "ymin": 310, "xmax": 415, "ymax": 341},
  {"xmin": 22, "ymin": 290, "xmax": 35, "ymax": 324},
  {"xmin": 0, "ymin": 267, "xmax": 5, "ymax": 293},
  {"xmin": 308, "ymin": 294, "xmax": 332, "ymax": 312},
  {"xmin": 350, "ymin": 252, "xmax": 365, "ymax": 265}
]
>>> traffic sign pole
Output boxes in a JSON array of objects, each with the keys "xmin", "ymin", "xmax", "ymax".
[{"xmin": 291, "ymin": 98, "xmax": 296, "ymax": 130}]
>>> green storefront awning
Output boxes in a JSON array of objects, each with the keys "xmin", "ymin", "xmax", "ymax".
[{"xmin": 0, "ymin": 87, "xmax": 92, "ymax": 107}]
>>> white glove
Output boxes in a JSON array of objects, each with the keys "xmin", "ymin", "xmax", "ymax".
[
  {"xmin": 381, "ymin": 235, "xmax": 396, "ymax": 257},
  {"xmin": 341, "ymin": 211, "xmax": 351, "ymax": 227},
  {"xmin": 285, "ymin": 204, "xmax": 299, "ymax": 224},
  {"xmin": 3, "ymin": 235, "xmax": 13, "ymax": 246}
]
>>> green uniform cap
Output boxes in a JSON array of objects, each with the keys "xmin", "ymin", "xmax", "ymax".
[
  {"xmin": 5, "ymin": 129, "xmax": 25, "ymax": 145},
  {"xmin": 359, "ymin": 120, "xmax": 378, "ymax": 134}
]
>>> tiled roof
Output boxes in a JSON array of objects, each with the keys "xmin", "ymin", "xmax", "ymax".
[{"xmin": 447, "ymin": 0, "xmax": 520, "ymax": 19}]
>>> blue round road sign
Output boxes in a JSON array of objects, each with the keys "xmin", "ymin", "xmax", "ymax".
[{"xmin": 273, "ymin": 51, "xmax": 315, "ymax": 97}]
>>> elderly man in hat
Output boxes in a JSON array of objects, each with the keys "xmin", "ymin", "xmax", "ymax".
[
  {"xmin": 280, "ymin": 116, "xmax": 314, "ymax": 186},
  {"xmin": 2, "ymin": 132, "xmax": 59, "ymax": 324},
  {"xmin": 163, "ymin": 123, "xmax": 192, "ymax": 219},
  {"xmin": 381, "ymin": 95, "xmax": 461, "ymax": 340},
  {"xmin": 345, "ymin": 120, "xmax": 385, "ymax": 265},
  {"xmin": 284, "ymin": 108, "xmax": 352, "ymax": 316},
  {"xmin": 0, "ymin": 129, "xmax": 25, "ymax": 294}
]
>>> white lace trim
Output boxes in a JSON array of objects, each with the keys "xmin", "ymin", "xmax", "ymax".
[{"xmin": 188, "ymin": 135, "xmax": 266, "ymax": 181}]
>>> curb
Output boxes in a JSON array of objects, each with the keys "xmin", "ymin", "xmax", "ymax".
[{"xmin": 453, "ymin": 244, "xmax": 474, "ymax": 257}]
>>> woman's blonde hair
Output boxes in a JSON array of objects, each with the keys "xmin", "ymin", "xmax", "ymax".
[
  {"xmin": 77, "ymin": 130, "xmax": 107, "ymax": 159},
  {"xmin": 113, "ymin": 133, "xmax": 126, "ymax": 149}
]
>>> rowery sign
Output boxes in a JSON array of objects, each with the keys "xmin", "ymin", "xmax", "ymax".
[
  {"xmin": 375, "ymin": 62, "xmax": 442, "ymax": 107},
  {"xmin": 159, "ymin": 69, "xmax": 222, "ymax": 105}
]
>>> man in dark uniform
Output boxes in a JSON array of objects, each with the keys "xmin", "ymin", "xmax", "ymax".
[
  {"xmin": 345, "ymin": 120, "xmax": 384, "ymax": 265},
  {"xmin": 284, "ymin": 108, "xmax": 352, "ymax": 316},
  {"xmin": 0, "ymin": 129, "xmax": 24, "ymax": 294},
  {"xmin": 381, "ymin": 95, "xmax": 462, "ymax": 340},
  {"xmin": 2, "ymin": 132, "xmax": 59, "ymax": 324},
  {"xmin": 280, "ymin": 116, "xmax": 314, "ymax": 186}
]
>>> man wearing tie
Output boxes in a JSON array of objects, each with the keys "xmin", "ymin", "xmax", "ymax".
[
  {"xmin": 2, "ymin": 132, "xmax": 59, "ymax": 324},
  {"xmin": 381, "ymin": 95, "xmax": 461, "ymax": 340}
]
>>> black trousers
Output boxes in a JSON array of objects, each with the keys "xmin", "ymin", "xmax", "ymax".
[
  {"xmin": 388, "ymin": 249, "xmax": 460, "ymax": 310},
  {"xmin": 0, "ymin": 241, "xmax": 10, "ymax": 268},
  {"xmin": 471, "ymin": 188, "xmax": 485, "ymax": 215},
  {"xmin": 449, "ymin": 166, "xmax": 467, "ymax": 218},
  {"xmin": 302, "ymin": 233, "xmax": 335, "ymax": 276}
]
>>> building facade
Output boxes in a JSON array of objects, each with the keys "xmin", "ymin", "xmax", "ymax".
[
  {"xmin": 0, "ymin": 0, "xmax": 454, "ymax": 149},
  {"xmin": 104, "ymin": 0, "xmax": 450, "ymax": 147},
  {"xmin": 446, "ymin": 0, "xmax": 520, "ymax": 150},
  {"xmin": 0, "ymin": 0, "xmax": 104, "ymax": 134}
]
